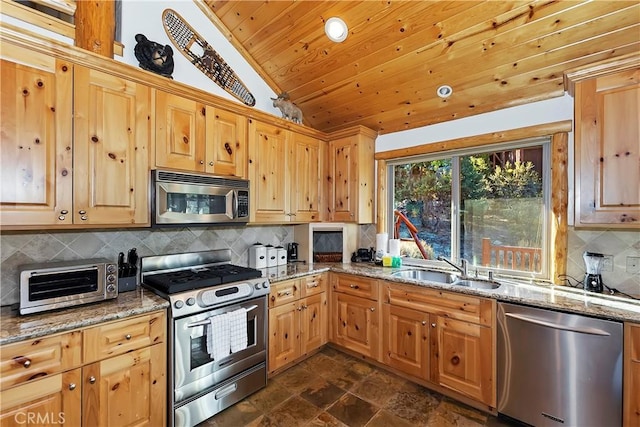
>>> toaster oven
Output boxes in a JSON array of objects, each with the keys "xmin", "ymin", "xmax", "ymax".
[{"xmin": 19, "ymin": 258, "xmax": 118, "ymax": 315}]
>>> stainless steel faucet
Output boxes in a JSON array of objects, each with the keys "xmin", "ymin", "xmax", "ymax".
[{"xmin": 437, "ymin": 256, "xmax": 469, "ymax": 277}]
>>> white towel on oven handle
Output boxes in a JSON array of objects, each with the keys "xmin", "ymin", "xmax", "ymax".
[
  {"xmin": 228, "ymin": 307, "xmax": 248, "ymax": 353},
  {"xmin": 207, "ymin": 312, "xmax": 230, "ymax": 361}
]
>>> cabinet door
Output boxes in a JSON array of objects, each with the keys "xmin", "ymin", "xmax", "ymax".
[
  {"xmin": 205, "ymin": 107, "xmax": 247, "ymax": 177},
  {"xmin": 328, "ymin": 137, "xmax": 356, "ymax": 222},
  {"xmin": 430, "ymin": 316, "xmax": 494, "ymax": 406},
  {"xmin": 575, "ymin": 70, "xmax": 640, "ymax": 227},
  {"xmin": 74, "ymin": 67, "xmax": 150, "ymax": 225},
  {"xmin": 268, "ymin": 302, "xmax": 300, "ymax": 373},
  {"xmin": 300, "ymin": 292, "xmax": 327, "ymax": 355},
  {"xmin": 0, "ymin": 369, "xmax": 81, "ymax": 427},
  {"xmin": 382, "ymin": 304, "xmax": 430, "ymax": 381},
  {"xmin": 291, "ymin": 132, "xmax": 322, "ymax": 222},
  {"xmin": 332, "ymin": 292, "xmax": 379, "ymax": 359},
  {"xmin": 624, "ymin": 323, "xmax": 640, "ymax": 427},
  {"xmin": 155, "ymin": 91, "xmax": 206, "ymax": 172},
  {"xmin": 82, "ymin": 344, "xmax": 165, "ymax": 427},
  {"xmin": 0, "ymin": 52, "xmax": 73, "ymax": 226},
  {"xmin": 248, "ymin": 120, "xmax": 290, "ymax": 222}
]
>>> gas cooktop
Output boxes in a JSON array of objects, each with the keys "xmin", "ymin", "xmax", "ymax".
[{"xmin": 144, "ymin": 264, "xmax": 262, "ymax": 294}]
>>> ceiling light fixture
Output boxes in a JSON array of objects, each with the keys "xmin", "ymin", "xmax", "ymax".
[
  {"xmin": 325, "ymin": 17, "xmax": 348, "ymax": 43},
  {"xmin": 436, "ymin": 85, "xmax": 453, "ymax": 98}
]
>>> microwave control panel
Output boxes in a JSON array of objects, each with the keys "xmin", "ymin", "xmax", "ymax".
[{"xmin": 238, "ymin": 190, "xmax": 249, "ymax": 218}]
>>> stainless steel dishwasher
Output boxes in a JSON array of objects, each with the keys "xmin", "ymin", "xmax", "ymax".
[{"xmin": 497, "ymin": 302, "xmax": 623, "ymax": 427}]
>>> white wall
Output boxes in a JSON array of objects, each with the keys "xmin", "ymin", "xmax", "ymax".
[
  {"xmin": 375, "ymin": 94, "xmax": 574, "ymax": 152},
  {"xmin": 117, "ymin": 0, "xmax": 279, "ymax": 115}
]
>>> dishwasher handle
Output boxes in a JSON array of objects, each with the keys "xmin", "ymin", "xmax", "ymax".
[{"xmin": 504, "ymin": 312, "xmax": 611, "ymax": 336}]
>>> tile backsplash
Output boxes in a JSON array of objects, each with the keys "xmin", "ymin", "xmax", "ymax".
[
  {"xmin": 0, "ymin": 224, "xmax": 377, "ymax": 306},
  {"xmin": 2, "ymin": 224, "xmax": 635, "ymax": 305}
]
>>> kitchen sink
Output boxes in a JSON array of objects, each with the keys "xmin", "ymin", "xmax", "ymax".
[
  {"xmin": 453, "ymin": 278, "xmax": 501, "ymax": 290},
  {"xmin": 392, "ymin": 269, "xmax": 457, "ymax": 284}
]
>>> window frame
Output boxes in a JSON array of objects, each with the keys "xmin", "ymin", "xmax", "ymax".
[
  {"xmin": 386, "ymin": 137, "xmax": 551, "ymax": 280},
  {"xmin": 374, "ymin": 120, "xmax": 571, "ymax": 284}
]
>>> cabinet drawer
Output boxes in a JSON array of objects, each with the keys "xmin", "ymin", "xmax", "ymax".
[
  {"xmin": 301, "ymin": 274, "xmax": 327, "ymax": 297},
  {"xmin": 0, "ymin": 331, "xmax": 81, "ymax": 391},
  {"xmin": 269, "ymin": 279, "xmax": 299, "ymax": 308},
  {"xmin": 382, "ymin": 282, "xmax": 493, "ymax": 326},
  {"xmin": 332, "ymin": 274, "xmax": 378, "ymax": 300},
  {"xmin": 83, "ymin": 312, "xmax": 165, "ymax": 363}
]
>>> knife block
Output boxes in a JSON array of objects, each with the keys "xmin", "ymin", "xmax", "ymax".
[{"xmin": 118, "ymin": 275, "xmax": 137, "ymax": 293}]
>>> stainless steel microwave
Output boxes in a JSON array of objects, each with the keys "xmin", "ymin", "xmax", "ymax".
[
  {"xmin": 151, "ymin": 170, "xmax": 250, "ymax": 226},
  {"xmin": 19, "ymin": 259, "xmax": 118, "ymax": 315}
]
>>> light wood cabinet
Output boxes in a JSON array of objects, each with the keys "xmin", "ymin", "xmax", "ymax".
[
  {"xmin": 155, "ymin": 91, "xmax": 247, "ymax": 178},
  {"xmin": 326, "ymin": 126, "xmax": 377, "ymax": 224},
  {"xmin": 248, "ymin": 119, "xmax": 323, "ymax": 223},
  {"xmin": 381, "ymin": 281, "xmax": 495, "ymax": 407},
  {"xmin": 268, "ymin": 274, "xmax": 328, "ymax": 373},
  {"xmin": 569, "ymin": 55, "xmax": 640, "ymax": 228},
  {"xmin": 330, "ymin": 273, "xmax": 380, "ymax": 359},
  {"xmin": 624, "ymin": 322, "xmax": 640, "ymax": 427},
  {"xmin": 0, "ymin": 46, "xmax": 73, "ymax": 226},
  {"xmin": 73, "ymin": 66, "xmax": 150, "ymax": 225},
  {"xmin": 0, "ymin": 311, "xmax": 166, "ymax": 427},
  {"xmin": 0, "ymin": 48, "xmax": 150, "ymax": 228}
]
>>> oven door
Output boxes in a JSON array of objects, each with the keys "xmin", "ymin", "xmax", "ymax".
[{"xmin": 173, "ymin": 296, "xmax": 266, "ymax": 403}]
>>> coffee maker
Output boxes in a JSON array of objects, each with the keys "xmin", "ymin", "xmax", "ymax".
[
  {"xmin": 287, "ymin": 242, "xmax": 299, "ymax": 262},
  {"xmin": 583, "ymin": 251, "xmax": 605, "ymax": 293}
]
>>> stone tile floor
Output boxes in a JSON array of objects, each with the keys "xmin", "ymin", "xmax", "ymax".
[{"xmin": 198, "ymin": 347, "xmax": 519, "ymax": 427}]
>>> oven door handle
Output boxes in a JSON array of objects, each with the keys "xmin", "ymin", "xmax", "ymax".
[{"xmin": 186, "ymin": 304, "xmax": 258, "ymax": 328}]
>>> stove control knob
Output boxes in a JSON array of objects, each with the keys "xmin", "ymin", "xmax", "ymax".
[
  {"xmin": 254, "ymin": 283, "xmax": 261, "ymax": 290},
  {"xmin": 186, "ymin": 297, "xmax": 196, "ymax": 306},
  {"xmin": 262, "ymin": 282, "xmax": 269, "ymax": 289},
  {"xmin": 174, "ymin": 300, "xmax": 184, "ymax": 309},
  {"xmin": 106, "ymin": 284, "xmax": 116, "ymax": 293}
]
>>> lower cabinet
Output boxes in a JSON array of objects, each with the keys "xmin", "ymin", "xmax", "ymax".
[
  {"xmin": 625, "ymin": 322, "xmax": 640, "ymax": 427},
  {"xmin": 380, "ymin": 280, "xmax": 495, "ymax": 408},
  {"xmin": 330, "ymin": 273, "xmax": 380, "ymax": 360},
  {"xmin": 0, "ymin": 311, "xmax": 166, "ymax": 427},
  {"xmin": 268, "ymin": 274, "xmax": 328, "ymax": 373}
]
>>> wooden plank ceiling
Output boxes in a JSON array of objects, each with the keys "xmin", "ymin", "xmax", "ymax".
[{"xmin": 200, "ymin": 0, "xmax": 640, "ymax": 135}]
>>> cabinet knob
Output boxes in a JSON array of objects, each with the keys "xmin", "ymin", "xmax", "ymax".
[
  {"xmin": 370, "ymin": 307, "xmax": 375, "ymax": 312},
  {"xmin": 200, "ymin": 160, "xmax": 204, "ymax": 165},
  {"xmin": 422, "ymin": 321, "xmax": 427, "ymax": 326},
  {"xmin": 60, "ymin": 210, "xmax": 68, "ymax": 215},
  {"xmin": 451, "ymin": 355, "xmax": 460, "ymax": 365},
  {"xmin": 78, "ymin": 210, "xmax": 86, "ymax": 215},
  {"xmin": 209, "ymin": 161, "xmax": 214, "ymax": 166},
  {"xmin": 23, "ymin": 359, "xmax": 31, "ymax": 368},
  {"xmin": 297, "ymin": 306, "xmax": 303, "ymax": 311},
  {"xmin": 58, "ymin": 215, "xmax": 66, "ymax": 221},
  {"xmin": 302, "ymin": 304, "xmax": 308, "ymax": 310},
  {"xmin": 69, "ymin": 383, "xmax": 76, "ymax": 391},
  {"xmin": 125, "ymin": 334, "xmax": 132, "ymax": 340},
  {"xmin": 80, "ymin": 216, "xmax": 88, "ymax": 221},
  {"xmin": 431, "ymin": 323, "xmax": 436, "ymax": 328},
  {"xmin": 88, "ymin": 376, "xmax": 96, "ymax": 384},
  {"xmin": 349, "ymin": 284, "xmax": 359, "ymax": 289}
]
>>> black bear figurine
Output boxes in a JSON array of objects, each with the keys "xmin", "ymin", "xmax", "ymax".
[{"xmin": 134, "ymin": 34, "xmax": 174, "ymax": 78}]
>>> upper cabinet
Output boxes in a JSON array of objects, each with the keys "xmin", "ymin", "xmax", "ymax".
[
  {"xmin": 155, "ymin": 91, "xmax": 247, "ymax": 178},
  {"xmin": 248, "ymin": 119, "xmax": 323, "ymax": 223},
  {"xmin": 73, "ymin": 66, "xmax": 150, "ymax": 225},
  {"xmin": 567, "ymin": 54, "xmax": 640, "ymax": 228},
  {"xmin": 1, "ymin": 46, "xmax": 74, "ymax": 226},
  {"xmin": 1, "ymin": 46, "xmax": 150, "ymax": 228},
  {"xmin": 327, "ymin": 127, "xmax": 377, "ymax": 224}
]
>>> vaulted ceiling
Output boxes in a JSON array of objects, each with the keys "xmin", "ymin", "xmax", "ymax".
[{"xmin": 199, "ymin": 1, "xmax": 639, "ymax": 135}]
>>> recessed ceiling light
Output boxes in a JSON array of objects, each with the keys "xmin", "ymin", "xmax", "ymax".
[
  {"xmin": 325, "ymin": 17, "xmax": 348, "ymax": 43},
  {"xmin": 437, "ymin": 85, "xmax": 453, "ymax": 98}
]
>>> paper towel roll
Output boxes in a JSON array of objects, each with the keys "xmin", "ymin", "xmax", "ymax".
[
  {"xmin": 376, "ymin": 233, "xmax": 388, "ymax": 259},
  {"xmin": 388, "ymin": 239, "xmax": 401, "ymax": 257}
]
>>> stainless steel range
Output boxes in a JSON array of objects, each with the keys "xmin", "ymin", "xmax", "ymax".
[{"xmin": 141, "ymin": 249, "xmax": 269, "ymax": 427}]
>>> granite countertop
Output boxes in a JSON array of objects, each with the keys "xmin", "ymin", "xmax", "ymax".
[
  {"xmin": 0, "ymin": 288, "xmax": 169, "ymax": 346},
  {"xmin": 272, "ymin": 262, "xmax": 640, "ymax": 323}
]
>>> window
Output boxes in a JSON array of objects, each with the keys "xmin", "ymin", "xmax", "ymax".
[{"xmin": 388, "ymin": 137, "xmax": 550, "ymax": 279}]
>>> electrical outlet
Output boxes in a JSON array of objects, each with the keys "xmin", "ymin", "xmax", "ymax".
[
  {"xmin": 627, "ymin": 256, "xmax": 640, "ymax": 274},
  {"xmin": 602, "ymin": 255, "xmax": 614, "ymax": 272}
]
